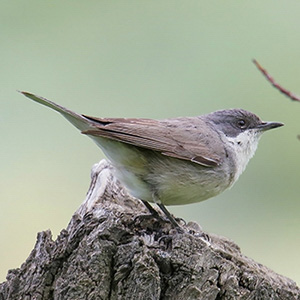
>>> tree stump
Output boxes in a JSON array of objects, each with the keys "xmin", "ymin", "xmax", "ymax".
[{"xmin": 0, "ymin": 160, "xmax": 299, "ymax": 300}]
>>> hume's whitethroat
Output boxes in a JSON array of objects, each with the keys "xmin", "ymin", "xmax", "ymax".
[{"xmin": 21, "ymin": 92, "xmax": 283, "ymax": 229}]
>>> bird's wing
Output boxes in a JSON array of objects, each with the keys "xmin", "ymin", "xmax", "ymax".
[
  {"xmin": 20, "ymin": 91, "xmax": 224, "ymax": 167},
  {"xmin": 82, "ymin": 115, "xmax": 224, "ymax": 167}
]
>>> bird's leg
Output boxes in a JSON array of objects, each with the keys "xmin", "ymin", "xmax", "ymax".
[
  {"xmin": 139, "ymin": 192, "xmax": 183, "ymax": 230},
  {"xmin": 157, "ymin": 203, "xmax": 181, "ymax": 229},
  {"xmin": 140, "ymin": 200, "xmax": 181, "ymax": 230},
  {"xmin": 141, "ymin": 200, "xmax": 161, "ymax": 219},
  {"xmin": 133, "ymin": 200, "xmax": 167, "ymax": 226},
  {"xmin": 151, "ymin": 191, "xmax": 183, "ymax": 230}
]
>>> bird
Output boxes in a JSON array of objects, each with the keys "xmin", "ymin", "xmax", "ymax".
[{"xmin": 20, "ymin": 91, "xmax": 283, "ymax": 228}]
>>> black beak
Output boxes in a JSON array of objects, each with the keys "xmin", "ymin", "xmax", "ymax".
[{"xmin": 257, "ymin": 121, "xmax": 284, "ymax": 131}]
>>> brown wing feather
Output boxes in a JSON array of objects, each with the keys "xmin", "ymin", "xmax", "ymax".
[{"xmin": 82, "ymin": 115, "xmax": 224, "ymax": 167}]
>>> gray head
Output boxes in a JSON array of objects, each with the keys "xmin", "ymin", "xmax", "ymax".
[
  {"xmin": 203, "ymin": 109, "xmax": 283, "ymax": 183},
  {"xmin": 204, "ymin": 109, "xmax": 283, "ymax": 138}
]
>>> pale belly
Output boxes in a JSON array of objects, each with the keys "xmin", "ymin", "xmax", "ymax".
[{"xmin": 91, "ymin": 136, "xmax": 234, "ymax": 206}]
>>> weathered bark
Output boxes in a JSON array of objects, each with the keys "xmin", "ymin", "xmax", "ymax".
[{"xmin": 1, "ymin": 160, "xmax": 299, "ymax": 300}]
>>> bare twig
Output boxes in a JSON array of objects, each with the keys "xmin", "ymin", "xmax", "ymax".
[{"xmin": 253, "ymin": 59, "xmax": 300, "ymax": 102}]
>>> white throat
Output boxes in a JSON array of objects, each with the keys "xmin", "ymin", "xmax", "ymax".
[{"xmin": 226, "ymin": 130, "xmax": 262, "ymax": 182}]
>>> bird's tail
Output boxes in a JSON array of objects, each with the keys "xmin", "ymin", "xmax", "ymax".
[{"xmin": 20, "ymin": 91, "xmax": 94, "ymax": 132}]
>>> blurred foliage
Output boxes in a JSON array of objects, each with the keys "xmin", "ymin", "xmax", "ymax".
[{"xmin": 0, "ymin": 1, "xmax": 299, "ymax": 284}]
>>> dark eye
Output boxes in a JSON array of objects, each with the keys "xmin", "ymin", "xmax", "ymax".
[{"xmin": 237, "ymin": 119, "xmax": 247, "ymax": 128}]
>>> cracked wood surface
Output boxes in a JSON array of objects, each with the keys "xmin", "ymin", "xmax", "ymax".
[{"xmin": 0, "ymin": 160, "xmax": 299, "ymax": 300}]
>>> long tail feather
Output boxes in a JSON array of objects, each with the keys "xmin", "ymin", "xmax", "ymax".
[{"xmin": 20, "ymin": 91, "xmax": 93, "ymax": 131}]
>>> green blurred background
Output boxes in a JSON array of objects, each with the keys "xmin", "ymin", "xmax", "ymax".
[{"xmin": 1, "ymin": 1, "xmax": 299, "ymax": 284}]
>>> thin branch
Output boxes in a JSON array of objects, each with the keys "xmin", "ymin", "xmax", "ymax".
[{"xmin": 253, "ymin": 59, "xmax": 300, "ymax": 102}]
